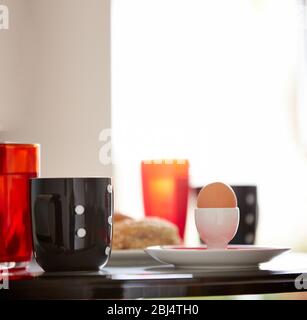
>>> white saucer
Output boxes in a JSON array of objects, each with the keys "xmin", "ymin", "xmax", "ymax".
[{"xmin": 145, "ymin": 245, "xmax": 290, "ymax": 269}]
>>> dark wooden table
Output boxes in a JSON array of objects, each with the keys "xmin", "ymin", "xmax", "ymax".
[{"xmin": 1, "ymin": 252, "xmax": 307, "ymax": 299}]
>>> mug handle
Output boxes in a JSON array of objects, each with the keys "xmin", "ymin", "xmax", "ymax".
[{"xmin": 34, "ymin": 194, "xmax": 63, "ymax": 246}]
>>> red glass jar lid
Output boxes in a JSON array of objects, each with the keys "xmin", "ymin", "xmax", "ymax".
[{"xmin": 0, "ymin": 143, "xmax": 40, "ymax": 174}]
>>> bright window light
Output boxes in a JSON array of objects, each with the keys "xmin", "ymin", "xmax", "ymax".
[{"xmin": 112, "ymin": 0, "xmax": 305, "ymax": 248}]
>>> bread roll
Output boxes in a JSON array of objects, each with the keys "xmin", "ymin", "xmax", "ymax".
[
  {"xmin": 112, "ymin": 217, "xmax": 181, "ymax": 250},
  {"xmin": 113, "ymin": 212, "xmax": 133, "ymax": 223}
]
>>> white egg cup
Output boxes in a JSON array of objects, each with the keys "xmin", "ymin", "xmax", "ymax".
[{"xmin": 195, "ymin": 208, "xmax": 240, "ymax": 250}]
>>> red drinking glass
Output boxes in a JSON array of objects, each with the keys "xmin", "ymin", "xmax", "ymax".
[
  {"xmin": 0, "ymin": 143, "xmax": 40, "ymax": 269},
  {"xmin": 141, "ymin": 160, "xmax": 189, "ymax": 239}
]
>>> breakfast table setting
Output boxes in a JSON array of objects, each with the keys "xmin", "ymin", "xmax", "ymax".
[{"xmin": 1, "ymin": 150, "xmax": 307, "ymax": 300}]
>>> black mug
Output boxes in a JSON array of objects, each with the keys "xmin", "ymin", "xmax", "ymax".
[
  {"xmin": 230, "ymin": 185, "xmax": 258, "ymax": 245},
  {"xmin": 31, "ymin": 177, "xmax": 113, "ymax": 271}
]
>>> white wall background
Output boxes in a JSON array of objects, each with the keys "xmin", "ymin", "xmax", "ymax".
[{"xmin": 0, "ymin": 0, "xmax": 111, "ymax": 177}]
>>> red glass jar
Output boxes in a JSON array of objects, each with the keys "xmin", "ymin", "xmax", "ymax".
[
  {"xmin": 141, "ymin": 160, "xmax": 189, "ymax": 239},
  {"xmin": 0, "ymin": 143, "xmax": 40, "ymax": 269}
]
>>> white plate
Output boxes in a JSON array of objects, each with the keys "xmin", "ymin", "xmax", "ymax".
[
  {"xmin": 107, "ymin": 249, "xmax": 167, "ymax": 267},
  {"xmin": 145, "ymin": 245, "xmax": 290, "ymax": 269}
]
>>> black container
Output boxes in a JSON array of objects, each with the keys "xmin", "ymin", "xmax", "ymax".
[
  {"xmin": 230, "ymin": 185, "xmax": 258, "ymax": 245},
  {"xmin": 30, "ymin": 177, "xmax": 113, "ymax": 271}
]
